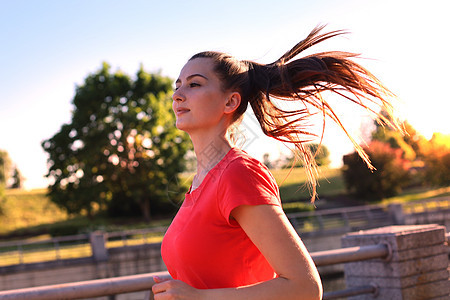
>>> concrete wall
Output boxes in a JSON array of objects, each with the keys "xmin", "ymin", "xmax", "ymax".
[{"xmin": 342, "ymin": 224, "xmax": 449, "ymax": 299}]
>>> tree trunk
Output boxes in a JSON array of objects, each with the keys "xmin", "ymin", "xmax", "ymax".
[{"xmin": 140, "ymin": 198, "xmax": 151, "ymax": 223}]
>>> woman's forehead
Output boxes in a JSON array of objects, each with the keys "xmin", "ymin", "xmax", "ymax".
[{"xmin": 178, "ymin": 57, "xmax": 216, "ymax": 80}]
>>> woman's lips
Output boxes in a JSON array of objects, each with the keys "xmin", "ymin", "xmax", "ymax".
[{"xmin": 176, "ymin": 108, "xmax": 190, "ymax": 116}]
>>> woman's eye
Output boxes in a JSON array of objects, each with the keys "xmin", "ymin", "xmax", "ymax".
[{"xmin": 189, "ymin": 83, "xmax": 200, "ymax": 88}]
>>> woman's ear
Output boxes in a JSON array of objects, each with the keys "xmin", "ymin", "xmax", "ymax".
[{"xmin": 224, "ymin": 92, "xmax": 241, "ymax": 114}]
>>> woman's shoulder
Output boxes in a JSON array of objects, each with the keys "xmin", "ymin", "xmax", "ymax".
[
  {"xmin": 225, "ymin": 148, "xmax": 267, "ymax": 170},
  {"xmin": 221, "ymin": 148, "xmax": 275, "ymax": 182},
  {"xmin": 217, "ymin": 148, "xmax": 280, "ymax": 203}
]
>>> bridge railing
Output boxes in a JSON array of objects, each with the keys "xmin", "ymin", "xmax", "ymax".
[
  {"xmin": 1, "ymin": 224, "xmax": 448, "ymax": 300},
  {"xmin": 0, "ymin": 243, "xmax": 391, "ymax": 300},
  {"xmin": 0, "ymin": 234, "xmax": 91, "ymax": 267},
  {"xmin": 287, "ymin": 203, "xmax": 394, "ymax": 236},
  {"xmin": 0, "ymin": 227, "xmax": 167, "ymax": 268},
  {"xmin": 1, "ymin": 196, "xmax": 448, "ymax": 269}
]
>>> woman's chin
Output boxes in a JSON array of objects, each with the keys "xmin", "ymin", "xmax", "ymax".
[{"xmin": 175, "ymin": 121, "xmax": 190, "ymax": 132}]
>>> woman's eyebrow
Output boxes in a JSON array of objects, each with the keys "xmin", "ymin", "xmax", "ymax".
[{"xmin": 176, "ymin": 73, "xmax": 208, "ymax": 84}]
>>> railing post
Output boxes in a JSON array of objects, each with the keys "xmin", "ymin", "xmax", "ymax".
[
  {"xmin": 341, "ymin": 224, "xmax": 449, "ymax": 299},
  {"xmin": 89, "ymin": 231, "xmax": 108, "ymax": 262},
  {"xmin": 18, "ymin": 243, "xmax": 24, "ymax": 264},
  {"xmin": 387, "ymin": 203, "xmax": 405, "ymax": 225},
  {"xmin": 53, "ymin": 240, "xmax": 61, "ymax": 260}
]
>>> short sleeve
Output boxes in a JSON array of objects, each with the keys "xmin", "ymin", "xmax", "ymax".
[{"xmin": 218, "ymin": 157, "xmax": 281, "ymax": 225}]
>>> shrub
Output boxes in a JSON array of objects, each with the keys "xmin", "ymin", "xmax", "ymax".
[{"xmin": 342, "ymin": 141, "xmax": 410, "ymax": 200}]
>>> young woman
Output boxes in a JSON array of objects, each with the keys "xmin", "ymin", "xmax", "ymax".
[{"xmin": 151, "ymin": 26, "xmax": 401, "ymax": 300}]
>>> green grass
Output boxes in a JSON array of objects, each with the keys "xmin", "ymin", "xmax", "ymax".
[
  {"xmin": 381, "ymin": 186, "xmax": 450, "ymax": 204},
  {"xmin": 0, "ymin": 243, "xmax": 92, "ymax": 266},
  {"xmin": 381, "ymin": 186, "xmax": 450, "ymax": 214},
  {"xmin": 272, "ymin": 167, "xmax": 346, "ymax": 202},
  {"xmin": 0, "ymin": 189, "xmax": 68, "ymax": 236},
  {"xmin": 0, "ymin": 188, "xmax": 171, "ymax": 239}
]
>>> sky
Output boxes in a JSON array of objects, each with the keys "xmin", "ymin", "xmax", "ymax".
[{"xmin": 1, "ymin": 0, "xmax": 449, "ymax": 189}]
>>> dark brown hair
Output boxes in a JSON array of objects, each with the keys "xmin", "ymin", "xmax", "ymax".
[{"xmin": 190, "ymin": 25, "xmax": 403, "ymax": 201}]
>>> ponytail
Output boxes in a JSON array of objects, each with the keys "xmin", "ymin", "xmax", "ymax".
[{"xmin": 190, "ymin": 25, "xmax": 403, "ymax": 202}]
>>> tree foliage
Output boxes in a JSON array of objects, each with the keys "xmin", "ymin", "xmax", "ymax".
[
  {"xmin": 10, "ymin": 167, "xmax": 23, "ymax": 189},
  {"xmin": 343, "ymin": 109, "xmax": 450, "ymax": 200},
  {"xmin": 420, "ymin": 133, "xmax": 450, "ymax": 186},
  {"xmin": 0, "ymin": 151, "xmax": 23, "ymax": 189},
  {"xmin": 0, "ymin": 150, "xmax": 11, "ymax": 213},
  {"xmin": 371, "ymin": 111, "xmax": 418, "ymax": 161},
  {"xmin": 0, "ymin": 149, "xmax": 11, "ymax": 186},
  {"xmin": 286, "ymin": 143, "xmax": 331, "ymax": 168},
  {"xmin": 42, "ymin": 63, "xmax": 190, "ymax": 220},
  {"xmin": 342, "ymin": 141, "xmax": 410, "ymax": 200},
  {"xmin": 343, "ymin": 111, "xmax": 414, "ymax": 200},
  {"xmin": 370, "ymin": 111, "xmax": 450, "ymax": 188}
]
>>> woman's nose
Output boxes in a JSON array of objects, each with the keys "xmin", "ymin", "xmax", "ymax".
[{"xmin": 172, "ymin": 89, "xmax": 185, "ymax": 102}]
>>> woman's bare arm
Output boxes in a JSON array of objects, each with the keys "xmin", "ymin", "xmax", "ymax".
[{"xmin": 152, "ymin": 204, "xmax": 322, "ymax": 300}]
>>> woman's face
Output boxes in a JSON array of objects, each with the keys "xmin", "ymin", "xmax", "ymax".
[{"xmin": 172, "ymin": 57, "xmax": 233, "ymax": 134}]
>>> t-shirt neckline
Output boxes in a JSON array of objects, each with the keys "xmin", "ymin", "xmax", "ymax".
[{"xmin": 187, "ymin": 147, "xmax": 238, "ymax": 196}]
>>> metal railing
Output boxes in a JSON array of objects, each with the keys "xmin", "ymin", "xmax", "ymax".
[
  {"xmin": 0, "ymin": 243, "xmax": 391, "ymax": 300},
  {"xmin": 0, "ymin": 206, "xmax": 391, "ymax": 269},
  {"xmin": 323, "ymin": 284, "xmax": 379, "ymax": 300},
  {"xmin": 0, "ymin": 272, "xmax": 169, "ymax": 300},
  {"xmin": 313, "ymin": 243, "xmax": 391, "ymax": 267},
  {"xmin": 288, "ymin": 203, "xmax": 394, "ymax": 236},
  {"xmin": 0, "ymin": 234, "xmax": 91, "ymax": 267},
  {"xmin": 2, "ymin": 196, "xmax": 448, "ymax": 269},
  {"xmin": 0, "ymin": 227, "xmax": 167, "ymax": 268},
  {"xmin": 316, "ymin": 243, "xmax": 390, "ymax": 299}
]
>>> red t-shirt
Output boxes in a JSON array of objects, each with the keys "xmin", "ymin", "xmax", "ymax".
[{"xmin": 161, "ymin": 148, "xmax": 281, "ymax": 289}]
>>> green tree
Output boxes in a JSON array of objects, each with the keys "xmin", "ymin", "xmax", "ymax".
[
  {"xmin": 262, "ymin": 153, "xmax": 273, "ymax": 169},
  {"xmin": 42, "ymin": 63, "xmax": 190, "ymax": 221},
  {"xmin": 0, "ymin": 150, "xmax": 11, "ymax": 213},
  {"xmin": 308, "ymin": 143, "xmax": 331, "ymax": 167},
  {"xmin": 0, "ymin": 150, "xmax": 11, "ymax": 186},
  {"xmin": 401, "ymin": 122, "xmax": 429, "ymax": 159},
  {"xmin": 371, "ymin": 115, "xmax": 416, "ymax": 161},
  {"xmin": 10, "ymin": 166, "xmax": 23, "ymax": 189}
]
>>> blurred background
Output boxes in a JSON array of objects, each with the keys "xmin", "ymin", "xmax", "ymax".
[
  {"xmin": 1, "ymin": 0, "xmax": 449, "ymax": 190},
  {"xmin": 1, "ymin": 1, "xmax": 450, "ymax": 298}
]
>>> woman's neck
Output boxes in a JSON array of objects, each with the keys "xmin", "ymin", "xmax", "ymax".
[
  {"xmin": 191, "ymin": 134, "xmax": 232, "ymax": 175},
  {"xmin": 185, "ymin": 128, "xmax": 232, "ymax": 193},
  {"xmin": 186, "ymin": 120, "xmax": 234, "ymax": 191}
]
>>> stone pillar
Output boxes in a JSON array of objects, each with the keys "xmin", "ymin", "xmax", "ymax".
[
  {"xmin": 342, "ymin": 224, "xmax": 449, "ymax": 300},
  {"xmin": 90, "ymin": 231, "xmax": 108, "ymax": 262}
]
